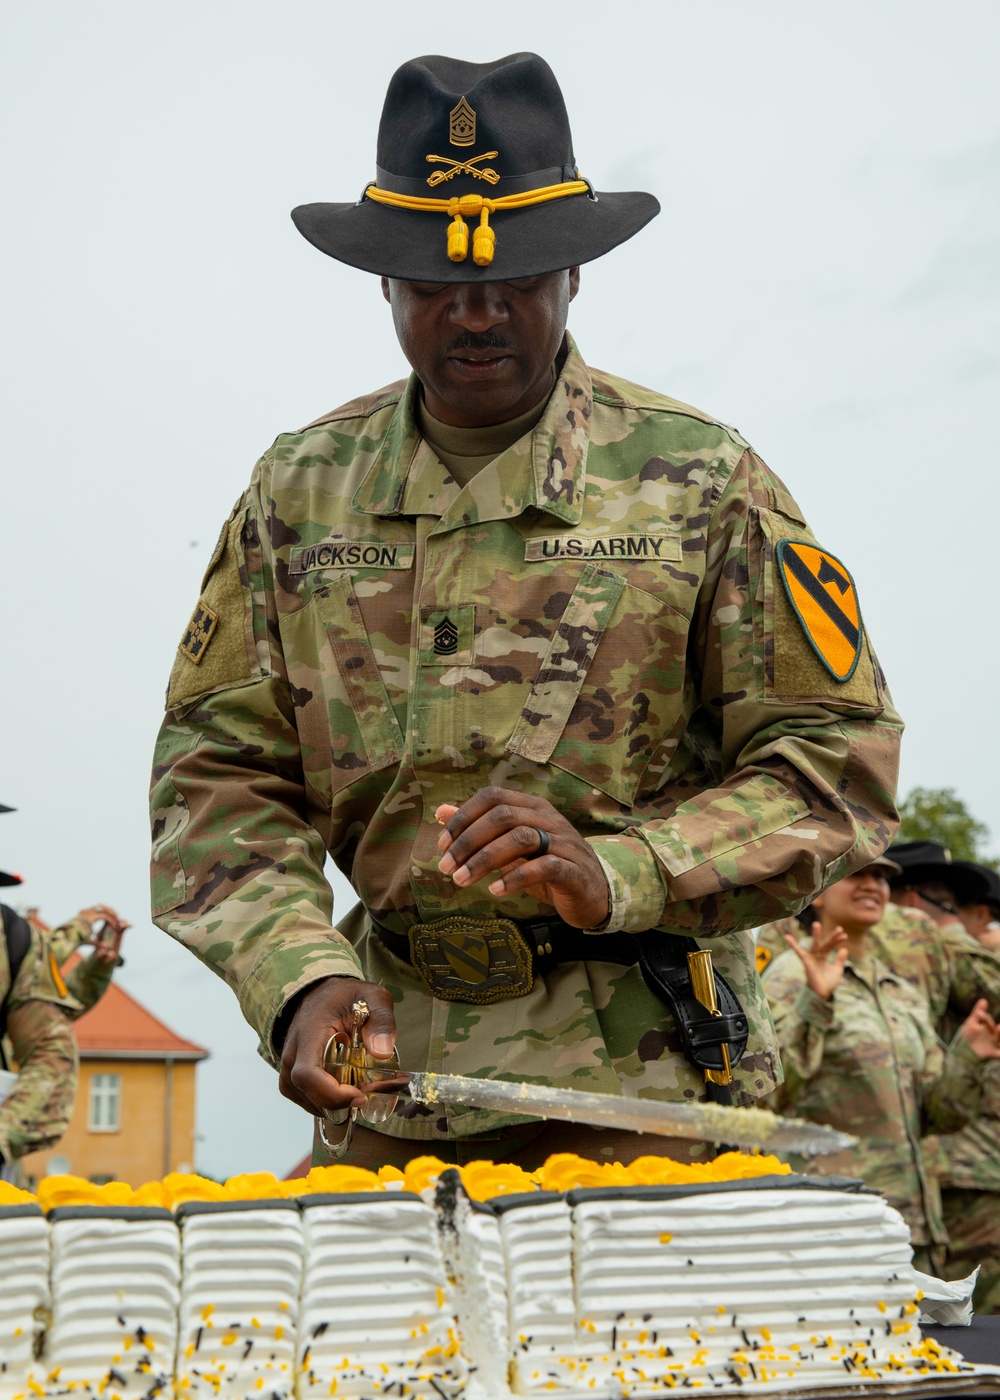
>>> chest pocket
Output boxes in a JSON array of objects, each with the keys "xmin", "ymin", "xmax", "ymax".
[
  {"xmin": 287, "ymin": 576, "xmax": 404, "ymax": 805},
  {"xmin": 504, "ymin": 563, "xmax": 688, "ymax": 806}
]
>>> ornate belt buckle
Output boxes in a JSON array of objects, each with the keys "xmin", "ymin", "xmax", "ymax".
[{"xmin": 409, "ymin": 916, "xmax": 533, "ymax": 1003}]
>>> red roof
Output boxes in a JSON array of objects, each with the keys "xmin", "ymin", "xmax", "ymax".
[{"xmin": 67, "ymin": 954, "xmax": 209, "ymax": 1060}]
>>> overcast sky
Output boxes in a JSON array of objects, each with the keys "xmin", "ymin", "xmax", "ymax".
[{"xmin": 2, "ymin": 0, "xmax": 997, "ymax": 1180}]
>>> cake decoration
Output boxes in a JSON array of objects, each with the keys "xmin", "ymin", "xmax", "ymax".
[{"xmin": 1, "ymin": 1153, "xmax": 995, "ymax": 1397}]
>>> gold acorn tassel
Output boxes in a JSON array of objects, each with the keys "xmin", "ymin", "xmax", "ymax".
[
  {"xmin": 472, "ymin": 207, "xmax": 496, "ymax": 266},
  {"xmin": 447, "ymin": 212, "xmax": 469, "ymax": 262}
]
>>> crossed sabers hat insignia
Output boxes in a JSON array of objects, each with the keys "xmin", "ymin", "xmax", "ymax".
[{"xmin": 426, "ymin": 150, "xmax": 500, "ymax": 187}]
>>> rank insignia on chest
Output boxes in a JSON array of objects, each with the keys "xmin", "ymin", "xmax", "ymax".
[
  {"xmin": 776, "ymin": 540, "xmax": 863, "ymax": 682},
  {"xmin": 433, "ymin": 616, "xmax": 459, "ymax": 656},
  {"xmin": 178, "ymin": 600, "xmax": 219, "ymax": 665}
]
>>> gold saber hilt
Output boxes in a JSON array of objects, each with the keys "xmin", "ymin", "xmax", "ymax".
[{"xmin": 686, "ymin": 949, "xmax": 732, "ymax": 1086}]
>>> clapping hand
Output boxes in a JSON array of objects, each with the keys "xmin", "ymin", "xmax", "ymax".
[
  {"xmin": 783, "ymin": 920, "xmax": 849, "ymax": 1002},
  {"xmin": 959, "ymin": 999, "xmax": 1000, "ymax": 1060}
]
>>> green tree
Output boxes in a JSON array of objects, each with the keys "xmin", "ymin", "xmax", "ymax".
[{"xmin": 897, "ymin": 787, "xmax": 998, "ymax": 871}]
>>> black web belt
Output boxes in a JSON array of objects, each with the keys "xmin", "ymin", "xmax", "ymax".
[{"xmin": 370, "ymin": 913, "xmax": 748, "ymax": 1103}]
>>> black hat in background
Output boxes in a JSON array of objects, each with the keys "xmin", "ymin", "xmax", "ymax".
[
  {"xmin": 889, "ymin": 840, "xmax": 954, "ymax": 876},
  {"xmin": 888, "ymin": 840, "xmax": 990, "ymax": 905},
  {"xmin": 951, "ymin": 861, "xmax": 1000, "ymax": 916},
  {"xmin": 292, "ymin": 52, "xmax": 660, "ymax": 282}
]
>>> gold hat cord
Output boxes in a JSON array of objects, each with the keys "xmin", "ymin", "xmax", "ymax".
[{"xmin": 364, "ymin": 179, "xmax": 591, "ymax": 267}]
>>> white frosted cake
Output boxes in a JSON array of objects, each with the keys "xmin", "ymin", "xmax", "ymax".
[
  {"xmin": 298, "ymin": 1191, "xmax": 464, "ymax": 1400},
  {"xmin": 0, "ymin": 1156, "xmax": 994, "ymax": 1399},
  {"xmin": 46, "ymin": 1205, "xmax": 180, "ymax": 1400},
  {"xmin": 176, "ymin": 1199, "xmax": 303, "ymax": 1400},
  {"xmin": 447, "ymin": 1175, "xmax": 951, "ymax": 1396},
  {"xmin": 0, "ymin": 1202, "xmax": 49, "ymax": 1398}
]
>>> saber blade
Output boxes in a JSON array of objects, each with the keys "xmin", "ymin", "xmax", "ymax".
[{"xmin": 400, "ymin": 1072, "xmax": 854, "ymax": 1158}]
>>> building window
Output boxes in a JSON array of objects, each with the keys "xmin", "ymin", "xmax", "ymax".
[{"xmin": 88, "ymin": 1073, "xmax": 121, "ymax": 1132}]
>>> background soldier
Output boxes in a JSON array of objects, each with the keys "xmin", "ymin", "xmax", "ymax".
[
  {"xmin": 955, "ymin": 861, "xmax": 1000, "ymax": 954},
  {"xmin": 762, "ymin": 860, "xmax": 1000, "ymax": 1275},
  {"xmin": 931, "ymin": 858, "xmax": 1000, "ymax": 1312},
  {"xmin": 151, "ymin": 52, "xmax": 902, "ymax": 1168},
  {"xmin": 757, "ymin": 844, "xmax": 1000, "ymax": 1026},
  {"xmin": 1, "ymin": 880, "xmax": 127, "ymax": 1177}
]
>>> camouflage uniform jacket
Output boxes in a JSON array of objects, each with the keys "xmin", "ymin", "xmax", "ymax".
[
  {"xmin": 763, "ymin": 948, "xmax": 985, "ymax": 1246},
  {"xmin": 756, "ymin": 905, "xmax": 1000, "ymax": 1023},
  {"xmin": 0, "ymin": 909, "xmax": 80, "ymax": 1163},
  {"xmin": 150, "ymin": 336, "xmax": 902, "ymax": 1140},
  {"xmin": 930, "ymin": 924, "xmax": 1000, "ymax": 1195}
]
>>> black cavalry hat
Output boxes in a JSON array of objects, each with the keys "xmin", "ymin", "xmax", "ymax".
[
  {"xmin": 950, "ymin": 860, "xmax": 1000, "ymax": 914},
  {"xmin": 887, "ymin": 840, "xmax": 990, "ymax": 905},
  {"xmin": 292, "ymin": 52, "xmax": 660, "ymax": 282}
]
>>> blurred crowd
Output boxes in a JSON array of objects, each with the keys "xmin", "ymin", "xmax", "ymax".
[{"xmin": 757, "ymin": 841, "xmax": 1000, "ymax": 1311}]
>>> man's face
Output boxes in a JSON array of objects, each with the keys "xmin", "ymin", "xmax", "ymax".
[{"xmin": 382, "ymin": 268, "xmax": 580, "ymax": 428}]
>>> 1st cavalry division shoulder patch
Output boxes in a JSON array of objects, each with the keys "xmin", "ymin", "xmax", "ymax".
[{"xmin": 776, "ymin": 540, "xmax": 863, "ymax": 682}]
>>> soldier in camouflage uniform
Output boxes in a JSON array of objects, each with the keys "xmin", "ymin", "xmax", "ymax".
[
  {"xmin": 762, "ymin": 853, "xmax": 1000, "ymax": 1306},
  {"xmin": 762, "ymin": 860, "xmax": 1000, "ymax": 1274},
  {"xmin": 0, "ymin": 900, "xmax": 127, "ymax": 1169},
  {"xmin": 756, "ymin": 901, "xmax": 1000, "ymax": 1027},
  {"xmin": 150, "ymin": 52, "xmax": 902, "ymax": 1166},
  {"xmin": 931, "ymin": 860, "xmax": 1000, "ymax": 1312}
]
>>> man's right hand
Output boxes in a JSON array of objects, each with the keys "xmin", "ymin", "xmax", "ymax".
[{"xmin": 277, "ymin": 977, "xmax": 397, "ymax": 1117}]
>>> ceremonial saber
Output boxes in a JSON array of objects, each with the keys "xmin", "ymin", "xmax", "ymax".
[{"xmin": 376, "ymin": 1070, "xmax": 856, "ymax": 1158}]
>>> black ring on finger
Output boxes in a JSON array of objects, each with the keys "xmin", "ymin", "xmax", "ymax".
[{"xmin": 532, "ymin": 828, "xmax": 550, "ymax": 858}]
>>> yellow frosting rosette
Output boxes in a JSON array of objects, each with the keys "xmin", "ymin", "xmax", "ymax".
[
  {"xmin": 457, "ymin": 1160, "xmax": 536, "ymax": 1200},
  {"xmin": 706, "ymin": 1151, "xmax": 790, "ymax": 1180},
  {"xmin": 160, "ymin": 1172, "xmax": 229, "ymax": 1207},
  {"xmin": 0, "ymin": 1181, "xmax": 38, "ymax": 1206},
  {"xmin": 37, "ymin": 1176, "xmax": 137, "ymax": 1210},
  {"xmin": 293, "ymin": 1164, "xmax": 383, "ymax": 1195},
  {"xmin": 401, "ymin": 1156, "xmax": 451, "ymax": 1194},
  {"xmin": 223, "ymin": 1171, "xmax": 288, "ymax": 1200}
]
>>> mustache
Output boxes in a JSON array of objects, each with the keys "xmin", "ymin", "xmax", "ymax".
[{"xmin": 445, "ymin": 331, "xmax": 515, "ymax": 353}]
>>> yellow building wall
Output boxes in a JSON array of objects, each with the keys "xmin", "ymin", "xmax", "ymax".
[{"xmin": 21, "ymin": 1057, "xmax": 200, "ymax": 1189}]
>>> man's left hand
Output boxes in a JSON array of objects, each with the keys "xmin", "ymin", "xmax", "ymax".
[{"xmin": 436, "ymin": 788, "xmax": 610, "ymax": 930}]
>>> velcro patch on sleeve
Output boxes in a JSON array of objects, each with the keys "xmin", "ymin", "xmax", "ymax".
[
  {"xmin": 776, "ymin": 540, "xmax": 862, "ymax": 682},
  {"xmin": 178, "ymin": 601, "xmax": 219, "ymax": 665},
  {"xmin": 166, "ymin": 513, "xmax": 257, "ymax": 711}
]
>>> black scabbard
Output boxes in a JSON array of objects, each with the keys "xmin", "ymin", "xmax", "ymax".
[{"xmin": 636, "ymin": 934, "xmax": 749, "ymax": 1106}]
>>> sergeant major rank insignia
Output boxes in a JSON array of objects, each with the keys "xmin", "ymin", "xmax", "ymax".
[
  {"xmin": 449, "ymin": 96, "xmax": 476, "ymax": 146},
  {"xmin": 433, "ymin": 616, "xmax": 459, "ymax": 655},
  {"xmin": 776, "ymin": 541, "xmax": 863, "ymax": 682},
  {"xmin": 178, "ymin": 600, "xmax": 218, "ymax": 665}
]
